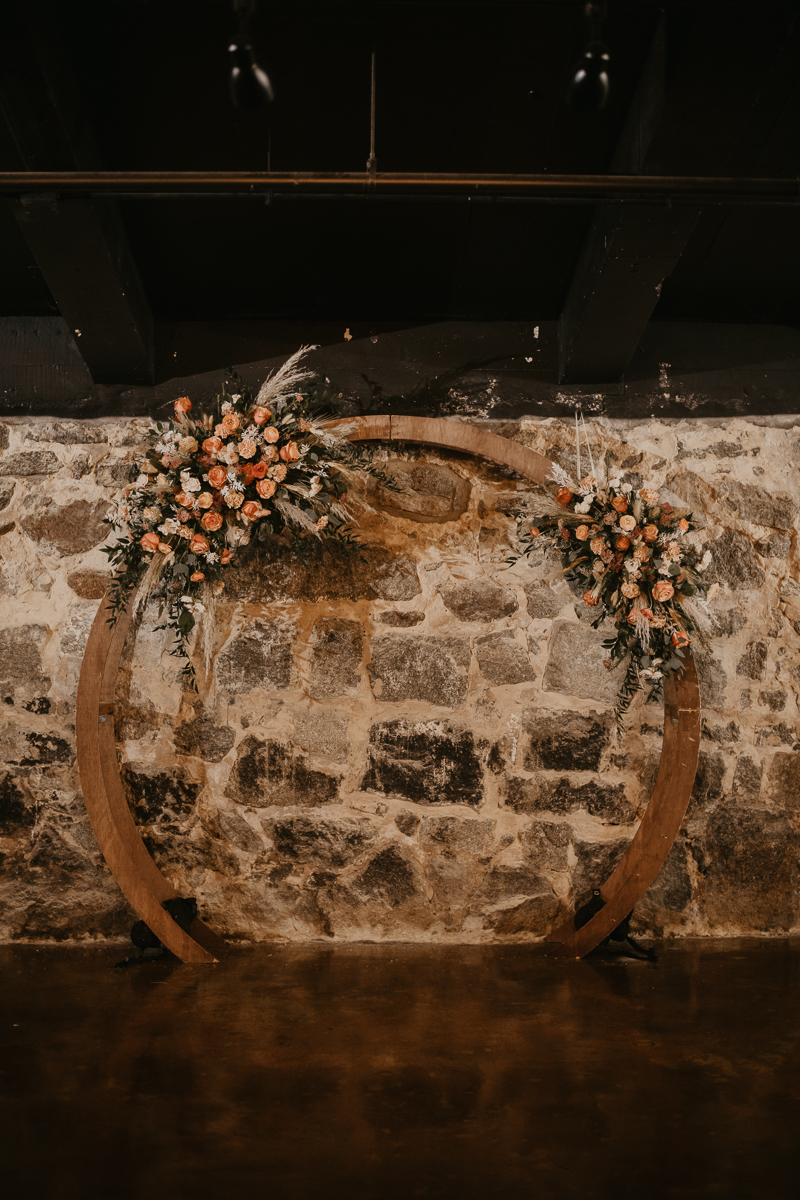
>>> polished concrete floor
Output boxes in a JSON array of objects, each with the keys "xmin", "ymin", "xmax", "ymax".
[{"xmin": 1, "ymin": 939, "xmax": 799, "ymax": 1200}]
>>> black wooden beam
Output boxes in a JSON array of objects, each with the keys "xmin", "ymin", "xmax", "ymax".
[
  {"xmin": 0, "ymin": 2, "xmax": 153, "ymax": 384},
  {"xmin": 558, "ymin": 9, "xmax": 800, "ymax": 384}
]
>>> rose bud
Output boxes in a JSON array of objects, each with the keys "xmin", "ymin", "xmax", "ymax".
[
  {"xmin": 529, "ymin": 527, "xmax": 541, "ymax": 538},
  {"xmin": 611, "ymin": 495, "xmax": 628, "ymax": 513},
  {"xmin": 201, "ymin": 510, "xmax": 223, "ymax": 531},
  {"xmin": 157, "ymin": 542, "xmax": 172, "ymax": 554},
  {"xmin": 202, "ymin": 437, "xmax": 223, "ymax": 454},
  {"xmin": 174, "ymin": 396, "xmax": 192, "ymax": 415},
  {"xmin": 196, "ymin": 492, "xmax": 214, "ymax": 509},
  {"xmin": 140, "ymin": 531, "xmax": 160, "ymax": 552},
  {"xmin": 263, "ymin": 427, "xmax": 280, "ymax": 443},
  {"xmin": 252, "ymin": 407, "xmax": 272, "ymax": 424},
  {"xmin": 671, "ymin": 630, "xmax": 691, "ymax": 647},
  {"xmin": 241, "ymin": 501, "xmax": 261, "ymax": 519},
  {"xmin": 220, "ymin": 548, "xmax": 232, "ymax": 564},
  {"xmin": 208, "ymin": 466, "xmax": 227, "ymax": 489},
  {"xmin": 678, "ymin": 518, "xmax": 690, "ymax": 532},
  {"xmin": 256, "ymin": 478, "xmax": 277, "ymax": 499},
  {"xmin": 190, "ymin": 572, "xmax": 205, "ymax": 583},
  {"xmin": 556, "ymin": 487, "xmax": 574, "ymax": 506}
]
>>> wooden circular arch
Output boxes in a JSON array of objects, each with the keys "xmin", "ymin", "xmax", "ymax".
[{"xmin": 76, "ymin": 415, "xmax": 701, "ymax": 962}]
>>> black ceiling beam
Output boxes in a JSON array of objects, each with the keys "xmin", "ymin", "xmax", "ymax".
[
  {"xmin": 0, "ymin": 171, "xmax": 795, "ymax": 203},
  {"xmin": 558, "ymin": 9, "xmax": 800, "ymax": 384},
  {"xmin": 0, "ymin": 2, "xmax": 154, "ymax": 384}
]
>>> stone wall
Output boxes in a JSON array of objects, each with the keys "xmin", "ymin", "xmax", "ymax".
[{"xmin": 1, "ymin": 413, "xmax": 799, "ymax": 944}]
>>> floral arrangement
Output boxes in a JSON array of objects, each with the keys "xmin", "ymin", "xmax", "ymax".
[
  {"xmin": 513, "ymin": 454, "xmax": 718, "ymax": 732},
  {"xmin": 102, "ymin": 347, "xmax": 394, "ymax": 682}
]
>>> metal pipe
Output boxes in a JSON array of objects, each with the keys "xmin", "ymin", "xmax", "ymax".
[{"xmin": 0, "ymin": 171, "xmax": 796, "ymax": 203}]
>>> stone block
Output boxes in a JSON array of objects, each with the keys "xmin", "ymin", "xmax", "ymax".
[
  {"xmin": 480, "ymin": 863, "xmax": 548, "ymax": 903},
  {"xmin": 225, "ymin": 542, "xmax": 420, "ymax": 603},
  {"xmin": 379, "ymin": 610, "xmax": 425, "ymax": 627},
  {"xmin": 362, "ymin": 718, "xmax": 483, "ymax": 807},
  {"xmin": 439, "ymin": 579, "xmax": 518, "ymax": 622},
  {"xmin": 758, "ymin": 689, "xmax": 786, "ymax": 712},
  {"xmin": 704, "ymin": 529, "xmax": 765, "ymax": 591},
  {"xmin": 293, "ymin": 709, "xmax": 350, "ymax": 763},
  {"xmin": 352, "ymin": 845, "xmax": 421, "ymax": 907},
  {"xmin": 394, "ymin": 810, "xmax": 420, "ymax": 837},
  {"xmin": 571, "ymin": 836, "xmax": 630, "ymax": 902},
  {"xmin": 505, "ymin": 776, "xmax": 635, "ymax": 824},
  {"xmin": 736, "ymin": 641, "xmax": 768, "ymax": 682},
  {"xmin": 721, "ymin": 480, "xmax": 798, "ymax": 530},
  {"xmin": 95, "ymin": 459, "xmax": 136, "ymax": 488},
  {"xmin": 0, "ymin": 424, "xmax": 7, "ymax": 450},
  {"xmin": 122, "ymin": 764, "xmax": 200, "ymax": 828},
  {"xmin": 224, "ymin": 735, "xmax": 341, "ymax": 808},
  {"xmin": 756, "ymin": 532, "xmax": 791, "ymax": 559},
  {"xmin": 263, "ymin": 814, "xmax": 377, "ymax": 868},
  {"xmin": 475, "ymin": 630, "xmax": 535, "ymax": 685},
  {"xmin": 518, "ymin": 819, "xmax": 571, "ymax": 870},
  {"xmin": 25, "ymin": 422, "xmax": 107, "ymax": 444},
  {"xmin": 522, "ymin": 709, "xmax": 610, "ymax": 772},
  {"xmin": 0, "ymin": 624, "xmax": 50, "ymax": 705},
  {"xmin": 635, "ymin": 838, "xmax": 693, "ymax": 932},
  {"xmin": 541, "ymin": 620, "xmax": 619, "ymax": 704},
  {"xmin": 695, "ymin": 805, "xmax": 800, "ymax": 931},
  {"xmin": 59, "ymin": 601, "xmax": 100, "ymax": 657},
  {"xmin": 731, "ymin": 755, "xmax": 763, "ymax": 802},
  {"xmin": 0, "ymin": 451, "xmax": 61, "ymax": 476},
  {"xmin": 524, "ymin": 579, "xmax": 564, "ymax": 620},
  {"xmin": 309, "ymin": 618, "xmax": 364, "ymax": 699},
  {"xmin": 0, "ymin": 480, "xmax": 13, "ymax": 512},
  {"xmin": 694, "ymin": 649, "xmax": 727, "ymax": 709},
  {"xmin": 369, "ymin": 634, "xmax": 469, "ymax": 707},
  {"xmin": 174, "ymin": 711, "xmax": 236, "ymax": 762},
  {"xmin": 216, "ymin": 810, "xmax": 265, "ymax": 854},
  {"xmin": 20, "ymin": 499, "xmax": 110, "ymax": 557},
  {"xmin": 419, "ymin": 816, "xmax": 495, "ymax": 853},
  {"xmin": 485, "ymin": 893, "xmax": 560, "ymax": 937},
  {"xmin": 0, "ymin": 774, "xmax": 36, "ymax": 836},
  {"xmin": 215, "ymin": 620, "xmax": 294, "ymax": 694},
  {"xmin": 766, "ymin": 752, "xmax": 800, "ymax": 809},
  {"xmin": 687, "ymin": 751, "xmax": 726, "ymax": 817},
  {"xmin": 371, "ymin": 459, "xmax": 471, "ymax": 523},
  {"xmin": 67, "ymin": 569, "xmax": 110, "ymax": 599}
]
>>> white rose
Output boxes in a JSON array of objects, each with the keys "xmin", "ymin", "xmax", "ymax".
[
  {"xmin": 178, "ymin": 436, "xmax": 198, "ymax": 454},
  {"xmin": 183, "ymin": 476, "xmax": 201, "ymax": 492}
]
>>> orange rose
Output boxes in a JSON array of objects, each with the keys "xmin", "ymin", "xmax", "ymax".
[
  {"xmin": 239, "ymin": 464, "xmax": 256, "ymax": 486},
  {"xmin": 643, "ymin": 524, "xmax": 659, "ymax": 542},
  {"xmin": 263, "ymin": 427, "xmax": 280, "ymax": 443},
  {"xmin": 222, "ymin": 412, "xmax": 239, "ymax": 433},
  {"xmin": 279, "ymin": 441, "xmax": 301, "ymax": 463},
  {"xmin": 252, "ymin": 407, "xmax": 272, "ymax": 424},
  {"xmin": 190, "ymin": 534, "xmax": 209, "ymax": 554},
  {"xmin": 174, "ymin": 490, "xmax": 193, "ymax": 508},
  {"xmin": 575, "ymin": 525, "xmax": 589, "ymax": 541},
  {"xmin": 556, "ymin": 487, "xmax": 574, "ymax": 506},
  {"xmin": 615, "ymin": 535, "xmax": 630, "ymax": 551},
  {"xmin": 220, "ymin": 548, "xmax": 232, "ymax": 564},
  {"xmin": 239, "ymin": 439, "xmax": 257, "ymax": 459},
  {"xmin": 256, "ymin": 478, "xmax": 277, "ymax": 499},
  {"xmin": 208, "ymin": 466, "xmax": 227, "ymax": 488},
  {"xmin": 202, "ymin": 437, "xmax": 223, "ymax": 454},
  {"xmin": 190, "ymin": 571, "xmax": 205, "ymax": 582},
  {"xmin": 251, "ymin": 461, "xmax": 268, "ymax": 478},
  {"xmin": 583, "ymin": 591, "xmax": 599, "ymax": 606},
  {"xmin": 140, "ymin": 531, "xmax": 160, "ymax": 552},
  {"xmin": 678, "ymin": 518, "xmax": 690, "ymax": 532},
  {"xmin": 611, "ymin": 495, "xmax": 628, "ymax": 513},
  {"xmin": 174, "ymin": 396, "xmax": 192, "ymax": 414},
  {"xmin": 671, "ymin": 630, "xmax": 691, "ymax": 647},
  {"xmin": 241, "ymin": 501, "xmax": 261, "ymax": 519},
  {"xmin": 653, "ymin": 580, "xmax": 675, "ymax": 603},
  {"xmin": 529, "ymin": 527, "xmax": 540, "ymax": 538},
  {"xmin": 196, "ymin": 491, "xmax": 214, "ymax": 509},
  {"xmin": 201, "ymin": 510, "xmax": 223, "ymax": 531}
]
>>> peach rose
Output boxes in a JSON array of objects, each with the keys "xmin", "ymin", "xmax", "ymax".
[
  {"xmin": 640, "ymin": 488, "xmax": 659, "ymax": 504},
  {"xmin": 642, "ymin": 524, "xmax": 659, "ymax": 542},
  {"xmin": 556, "ymin": 487, "xmax": 574, "ymax": 506},
  {"xmin": 196, "ymin": 491, "xmax": 214, "ymax": 509},
  {"xmin": 201, "ymin": 510, "xmax": 223, "ymax": 531},
  {"xmin": 615, "ymin": 535, "xmax": 630, "ymax": 551},
  {"xmin": 190, "ymin": 534, "xmax": 209, "ymax": 554},
  {"xmin": 252, "ymin": 407, "xmax": 272, "ymax": 424},
  {"xmin": 263, "ymin": 427, "xmax": 280, "ymax": 443},
  {"xmin": 202, "ymin": 437, "xmax": 223, "ymax": 454},
  {"xmin": 270, "ymin": 463, "xmax": 288, "ymax": 482},
  {"xmin": 678, "ymin": 518, "xmax": 690, "ymax": 532},
  {"xmin": 239, "ymin": 439, "xmax": 257, "ymax": 459},
  {"xmin": 279, "ymin": 441, "xmax": 301, "ymax": 463},
  {"xmin": 190, "ymin": 571, "xmax": 205, "ymax": 582},
  {"xmin": 140, "ymin": 531, "xmax": 160, "ymax": 552},
  {"xmin": 222, "ymin": 412, "xmax": 240, "ymax": 433},
  {"xmin": 619, "ymin": 514, "xmax": 636, "ymax": 532},
  {"xmin": 224, "ymin": 489, "xmax": 244, "ymax": 509},
  {"xmin": 653, "ymin": 580, "xmax": 675, "ymax": 603},
  {"xmin": 208, "ymin": 466, "xmax": 227, "ymax": 489},
  {"xmin": 241, "ymin": 501, "xmax": 261, "ymax": 519},
  {"xmin": 611, "ymin": 495, "xmax": 628, "ymax": 513},
  {"xmin": 583, "ymin": 591, "xmax": 599, "ymax": 606},
  {"xmin": 621, "ymin": 581, "xmax": 640, "ymax": 598},
  {"xmin": 174, "ymin": 490, "xmax": 193, "ymax": 508},
  {"xmin": 214, "ymin": 423, "xmax": 227, "ymax": 438},
  {"xmin": 220, "ymin": 548, "xmax": 232, "ymax": 564},
  {"xmin": 633, "ymin": 545, "xmax": 650, "ymax": 562},
  {"xmin": 251, "ymin": 461, "xmax": 269, "ymax": 478},
  {"xmin": 590, "ymin": 537, "xmax": 606, "ymax": 555},
  {"xmin": 261, "ymin": 444, "xmax": 279, "ymax": 462},
  {"xmin": 256, "ymin": 478, "xmax": 277, "ymax": 500},
  {"xmin": 174, "ymin": 396, "xmax": 192, "ymax": 414},
  {"xmin": 575, "ymin": 525, "xmax": 589, "ymax": 541}
]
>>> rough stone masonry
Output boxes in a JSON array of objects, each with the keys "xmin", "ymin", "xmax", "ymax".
[{"xmin": 0, "ymin": 413, "xmax": 799, "ymax": 944}]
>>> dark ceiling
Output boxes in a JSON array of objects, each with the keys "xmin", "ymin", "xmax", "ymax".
[{"xmin": 1, "ymin": 0, "xmax": 799, "ymax": 395}]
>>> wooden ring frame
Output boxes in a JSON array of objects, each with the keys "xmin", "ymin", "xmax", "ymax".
[{"xmin": 77, "ymin": 415, "xmax": 701, "ymax": 962}]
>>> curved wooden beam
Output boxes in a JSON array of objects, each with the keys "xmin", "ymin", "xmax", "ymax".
[{"xmin": 76, "ymin": 413, "xmax": 699, "ymax": 962}]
